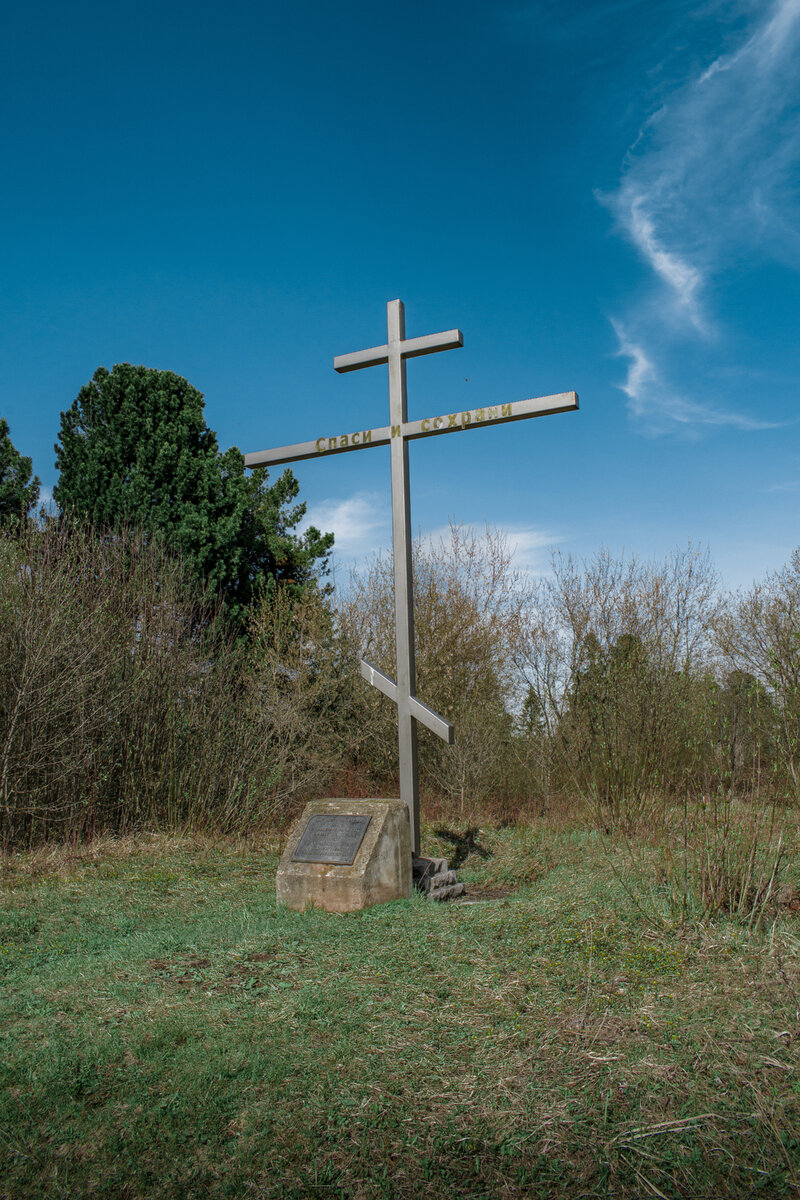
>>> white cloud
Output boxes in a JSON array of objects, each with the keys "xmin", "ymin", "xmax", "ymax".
[
  {"xmin": 421, "ymin": 521, "xmax": 560, "ymax": 578},
  {"xmin": 608, "ymin": 0, "xmax": 800, "ymax": 282},
  {"xmin": 36, "ymin": 485, "xmax": 58, "ymax": 517},
  {"xmin": 315, "ymin": 505, "xmax": 562, "ymax": 589},
  {"xmin": 302, "ymin": 492, "xmax": 389, "ymax": 564},
  {"xmin": 501, "ymin": 525, "xmax": 560, "ymax": 575},
  {"xmin": 754, "ymin": 0, "xmax": 800, "ymax": 62},
  {"xmin": 626, "ymin": 198, "xmax": 706, "ymax": 331},
  {"xmin": 611, "ymin": 320, "xmax": 657, "ymax": 417}
]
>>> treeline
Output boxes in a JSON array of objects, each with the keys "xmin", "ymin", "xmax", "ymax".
[
  {"xmin": 1, "ymin": 362, "xmax": 344, "ymax": 846},
  {"xmin": 1, "ymin": 518, "xmax": 798, "ymax": 847},
  {"xmin": 343, "ymin": 528, "xmax": 800, "ymax": 827}
]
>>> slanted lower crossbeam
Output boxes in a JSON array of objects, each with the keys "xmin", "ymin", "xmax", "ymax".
[{"xmin": 360, "ymin": 660, "xmax": 454, "ymax": 745}]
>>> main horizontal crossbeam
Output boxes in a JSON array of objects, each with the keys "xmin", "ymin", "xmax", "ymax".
[{"xmin": 244, "ymin": 391, "xmax": 578, "ymax": 468}]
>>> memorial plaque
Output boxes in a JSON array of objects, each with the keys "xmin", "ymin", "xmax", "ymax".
[{"xmin": 291, "ymin": 814, "xmax": 372, "ymax": 865}]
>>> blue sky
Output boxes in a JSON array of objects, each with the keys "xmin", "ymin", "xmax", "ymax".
[{"xmin": 2, "ymin": 0, "xmax": 798, "ymax": 590}]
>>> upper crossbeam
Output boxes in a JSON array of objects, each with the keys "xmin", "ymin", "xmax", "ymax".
[{"xmin": 333, "ymin": 328, "xmax": 463, "ymax": 373}]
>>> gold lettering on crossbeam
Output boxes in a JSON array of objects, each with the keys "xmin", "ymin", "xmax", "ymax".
[
  {"xmin": 312, "ymin": 404, "xmax": 516, "ymax": 456},
  {"xmin": 315, "ymin": 430, "xmax": 373, "ymax": 453}
]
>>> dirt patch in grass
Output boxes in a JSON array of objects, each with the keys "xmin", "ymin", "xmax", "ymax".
[{"xmin": 457, "ymin": 883, "xmax": 518, "ymax": 901}]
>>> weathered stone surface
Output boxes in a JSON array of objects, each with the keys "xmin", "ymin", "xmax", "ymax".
[
  {"xmin": 412, "ymin": 856, "xmax": 448, "ymax": 890},
  {"xmin": 413, "ymin": 856, "xmax": 447, "ymax": 876},
  {"xmin": 427, "ymin": 869, "xmax": 457, "ymax": 890},
  {"xmin": 428, "ymin": 882, "xmax": 466, "ymax": 902},
  {"xmin": 276, "ymin": 799, "xmax": 412, "ymax": 913},
  {"xmin": 413, "ymin": 857, "xmax": 465, "ymax": 898}
]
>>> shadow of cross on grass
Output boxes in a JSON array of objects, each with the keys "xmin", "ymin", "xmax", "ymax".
[{"xmin": 434, "ymin": 827, "xmax": 492, "ymax": 870}]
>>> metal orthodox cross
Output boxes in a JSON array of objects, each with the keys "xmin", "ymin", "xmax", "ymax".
[{"xmin": 245, "ymin": 299, "xmax": 578, "ymax": 856}]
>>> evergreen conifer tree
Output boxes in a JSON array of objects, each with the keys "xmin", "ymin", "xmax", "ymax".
[
  {"xmin": 54, "ymin": 363, "xmax": 332, "ymax": 623},
  {"xmin": 0, "ymin": 419, "xmax": 40, "ymax": 527}
]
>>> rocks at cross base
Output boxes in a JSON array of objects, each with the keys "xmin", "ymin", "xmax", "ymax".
[{"xmin": 412, "ymin": 856, "xmax": 465, "ymax": 902}]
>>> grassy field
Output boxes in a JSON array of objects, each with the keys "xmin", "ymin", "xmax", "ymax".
[{"xmin": 2, "ymin": 820, "xmax": 800, "ymax": 1199}]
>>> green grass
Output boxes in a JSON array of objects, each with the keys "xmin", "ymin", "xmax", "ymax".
[{"xmin": 2, "ymin": 825, "xmax": 800, "ymax": 1198}]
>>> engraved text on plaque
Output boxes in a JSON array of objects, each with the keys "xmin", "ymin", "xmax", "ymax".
[{"xmin": 291, "ymin": 814, "xmax": 372, "ymax": 865}]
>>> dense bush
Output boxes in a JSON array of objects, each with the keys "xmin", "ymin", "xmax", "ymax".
[{"xmin": 0, "ymin": 521, "xmax": 359, "ymax": 847}]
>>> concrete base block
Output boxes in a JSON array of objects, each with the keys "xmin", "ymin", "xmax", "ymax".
[
  {"xmin": 427, "ymin": 869, "xmax": 457, "ymax": 889},
  {"xmin": 276, "ymin": 799, "xmax": 412, "ymax": 913}
]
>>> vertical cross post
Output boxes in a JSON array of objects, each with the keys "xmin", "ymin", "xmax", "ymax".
[
  {"xmin": 387, "ymin": 300, "xmax": 420, "ymax": 856},
  {"xmin": 332, "ymin": 300, "xmax": 464, "ymax": 856}
]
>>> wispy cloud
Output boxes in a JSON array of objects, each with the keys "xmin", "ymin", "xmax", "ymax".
[
  {"xmin": 625, "ymin": 199, "xmax": 706, "ymax": 332},
  {"xmin": 612, "ymin": 320, "xmax": 777, "ymax": 433},
  {"xmin": 36, "ymin": 485, "xmax": 58, "ymax": 517},
  {"xmin": 501, "ymin": 525, "xmax": 561, "ymax": 575},
  {"xmin": 306, "ymin": 501, "xmax": 562, "ymax": 584},
  {"xmin": 612, "ymin": 321, "xmax": 657, "ymax": 416},
  {"xmin": 601, "ymin": 0, "xmax": 800, "ymax": 430}
]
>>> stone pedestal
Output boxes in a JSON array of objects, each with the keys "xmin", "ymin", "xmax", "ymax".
[{"xmin": 276, "ymin": 799, "xmax": 412, "ymax": 913}]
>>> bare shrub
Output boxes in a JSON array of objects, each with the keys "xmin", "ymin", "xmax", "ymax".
[
  {"xmin": 239, "ymin": 584, "xmax": 369, "ymax": 818},
  {"xmin": 0, "ymin": 521, "xmax": 360, "ymax": 846},
  {"xmin": 690, "ymin": 792, "xmax": 784, "ymax": 926},
  {"xmin": 0, "ymin": 521, "xmax": 209, "ymax": 842},
  {"xmin": 716, "ymin": 548, "xmax": 800, "ymax": 799},
  {"xmin": 339, "ymin": 523, "xmax": 530, "ymax": 818},
  {"xmin": 516, "ymin": 544, "xmax": 720, "ymax": 829},
  {"xmin": 617, "ymin": 792, "xmax": 786, "ymax": 930}
]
